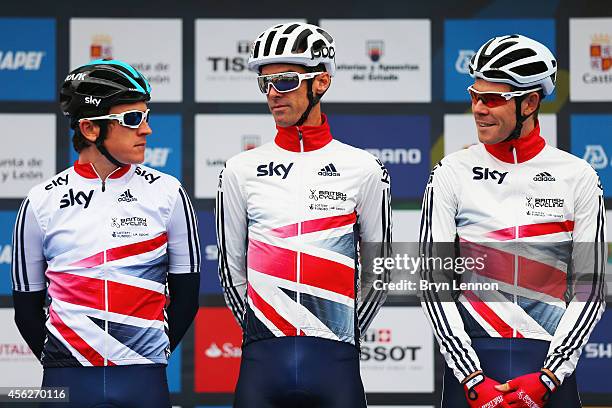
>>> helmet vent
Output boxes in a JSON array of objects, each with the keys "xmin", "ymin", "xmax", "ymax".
[
  {"xmin": 275, "ymin": 37, "xmax": 288, "ymax": 55},
  {"xmin": 490, "ymin": 48, "xmax": 536, "ymax": 68},
  {"xmin": 263, "ymin": 30, "xmax": 277, "ymax": 57},
  {"xmin": 316, "ymin": 29, "xmax": 333, "ymax": 43},
  {"xmin": 291, "ymin": 29, "xmax": 313, "ymax": 53},
  {"xmin": 510, "ymin": 61, "xmax": 549, "ymax": 77},
  {"xmin": 252, "ymin": 41, "xmax": 261, "ymax": 59},
  {"xmin": 283, "ymin": 23, "xmax": 300, "ymax": 34}
]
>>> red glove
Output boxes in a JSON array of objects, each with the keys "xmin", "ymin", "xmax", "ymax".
[
  {"xmin": 496, "ymin": 371, "xmax": 558, "ymax": 408},
  {"xmin": 463, "ymin": 373, "xmax": 509, "ymax": 408}
]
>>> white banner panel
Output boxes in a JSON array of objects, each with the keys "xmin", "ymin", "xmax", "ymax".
[
  {"xmin": 393, "ymin": 210, "xmax": 421, "ymax": 242},
  {"xmin": 443, "ymin": 114, "xmax": 557, "ymax": 156},
  {"xmin": 0, "ymin": 309, "xmax": 43, "ymax": 389},
  {"xmin": 361, "ymin": 306, "xmax": 434, "ymax": 393},
  {"xmin": 0, "ymin": 114, "xmax": 55, "ymax": 198},
  {"xmin": 570, "ymin": 18, "xmax": 612, "ymax": 101},
  {"xmin": 320, "ymin": 19, "xmax": 431, "ymax": 102},
  {"xmin": 194, "ymin": 114, "xmax": 276, "ymax": 198},
  {"xmin": 195, "ymin": 19, "xmax": 305, "ymax": 102},
  {"xmin": 70, "ymin": 19, "xmax": 182, "ymax": 102}
]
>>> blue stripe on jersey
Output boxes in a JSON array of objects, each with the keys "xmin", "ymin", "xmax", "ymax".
[
  {"xmin": 299, "ymin": 291, "xmax": 354, "ymax": 343},
  {"xmin": 106, "ymin": 320, "xmax": 167, "ymax": 360},
  {"xmin": 113, "ymin": 254, "xmax": 168, "ymax": 284},
  {"xmin": 518, "ymin": 296, "xmax": 565, "ymax": 336},
  {"xmin": 308, "ymin": 232, "xmax": 355, "ymax": 260}
]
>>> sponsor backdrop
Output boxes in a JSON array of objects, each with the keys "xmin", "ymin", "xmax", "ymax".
[{"xmin": 0, "ymin": 1, "xmax": 611, "ymax": 407}]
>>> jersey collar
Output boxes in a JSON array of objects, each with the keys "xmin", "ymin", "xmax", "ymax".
[
  {"xmin": 274, "ymin": 114, "xmax": 333, "ymax": 152},
  {"xmin": 484, "ymin": 122, "xmax": 546, "ymax": 163},
  {"xmin": 73, "ymin": 160, "xmax": 131, "ymax": 179}
]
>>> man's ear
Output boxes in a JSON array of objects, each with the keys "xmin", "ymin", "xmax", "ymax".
[
  {"xmin": 314, "ymin": 72, "xmax": 331, "ymax": 94},
  {"xmin": 522, "ymin": 91, "xmax": 541, "ymax": 117},
  {"xmin": 78, "ymin": 120, "xmax": 100, "ymax": 143}
]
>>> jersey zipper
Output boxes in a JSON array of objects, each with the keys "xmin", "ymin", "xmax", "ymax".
[
  {"xmin": 512, "ymin": 145, "xmax": 518, "ymax": 338},
  {"xmin": 296, "ymin": 128, "xmax": 304, "ymax": 336},
  {"xmin": 103, "ymin": 248, "xmax": 109, "ymax": 366}
]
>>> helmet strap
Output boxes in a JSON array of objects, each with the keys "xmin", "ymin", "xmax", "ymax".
[
  {"xmin": 293, "ymin": 78, "xmax": 321, "ymax": 127},
  {"xmin": 503, "ymin": 95, "xmax": 532, "ymax": 143},
  {"xmin": 94, "ymin": 121, "xmax": 126, "ymax": 167}
]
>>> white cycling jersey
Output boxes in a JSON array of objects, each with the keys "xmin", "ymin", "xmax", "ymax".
[
  {"xmin": 216, "ymin": 115, "xmax": 391, "ymax": 346},
  {"xmin": 420, "ymin": 124, "xmax": 607, "ymax": 383},
  {"xmin": 12, "ymin": 161, "xmax": 200, "ymax": 367}
]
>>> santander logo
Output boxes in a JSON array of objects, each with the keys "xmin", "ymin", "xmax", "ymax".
[{"xmin": 205, "ymin": 342, "xmax": 241, "ymax": 359}]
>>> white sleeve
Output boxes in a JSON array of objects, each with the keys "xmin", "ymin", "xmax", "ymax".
[
  {"xmin": 419, "ymin": 160, "xmax": 481, "ymax": 383},
  {"xmin": 216, "ymin": 164, "xmax": 248, "ymax": 326},
  {"xmin": 356, "ymin": 157, "xmax": 392, "ymax": 335},
  {"xmin": 166, "ymin": 186, "xmax": 201, "ymax": 274},
  {"xmin": 543, "ymin": 166, "xmax": 607, "ymax": 383},
  {"xmin": 12, "ymin": 198, "xmax": 47, "ymax": 292}
]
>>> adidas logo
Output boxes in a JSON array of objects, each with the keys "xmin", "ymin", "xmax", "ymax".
[
  {"xmin": 533, "ymin": 172, "xmax": 556, "ymax": 182},
  {"xmin": 318, "ymin": 163, "xmax": 340, "ymax": 177},
  {"xmin": 118, "ymin": 189, "xmax": 138, "ymax": 202}
]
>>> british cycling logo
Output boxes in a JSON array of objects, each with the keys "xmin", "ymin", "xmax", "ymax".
[
  {"xmin": 44, "ymin": 174, "xmax": 68, "ymax": 191},
  {"xmin": 59, "ymin": 189, "xmax": 93, "ymax": 209},
  {"xmin": 472, "ymin": 167, "xmax": 508, "ymax": 184},
  {"xmin": 111, "ymin": 217, "xmax": 147, "ymax": 228},
  {"xmin": 309, "ymin": 189, "xmax": 347, "ymax": 202},
  {"xmin": 583, "ymin": 145, "xmax": 609, "ymax": 169},
  {"xmin": 525, "ymin": 195, "xmax": 564, "ymax": 217},
  {"xmin": 256, "ymin": 162, "xmax": 293, "ymax": 179},
  {"xmin": 135, "ymin": 166, "xmax": 161, "ymax": 184}
]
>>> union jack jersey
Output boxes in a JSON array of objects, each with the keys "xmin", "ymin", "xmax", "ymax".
[
  {"xmin": 216, "ymin": 115, "xmax": 392, "ymax": 347},
  {"xmin": 12, "ymin": 161, "xmax": 200, "ymax": 367},
  {"xmin": 420, "ymin": 124, "xmax": 606, "ymax": 384}
]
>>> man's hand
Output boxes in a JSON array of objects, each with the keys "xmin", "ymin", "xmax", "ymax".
[
  {"xmin": 495, "ymin": 370, "xmax": 559, "ymax": 407},
  {"xmin": 463, "ymin": 372, "xmax": 509, "ymax": 408}
]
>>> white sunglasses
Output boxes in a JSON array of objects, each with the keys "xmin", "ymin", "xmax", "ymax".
[
  {"xmin": 257, "ymin": 71, "xmax": 324, "ymax": 94},
  {"xmin": 79, "ymin": 109, "xmax": 151, "ymax": 129}
]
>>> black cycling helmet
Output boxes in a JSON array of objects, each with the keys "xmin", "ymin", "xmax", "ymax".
[{"xmin": 60, "ymin": 59, "xmax": 152, "ymax": 166}]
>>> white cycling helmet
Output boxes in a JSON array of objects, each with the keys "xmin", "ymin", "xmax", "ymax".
[
  {"xmin": 469, "ymin": 34, "xmax": 556, "ymax": 95},
  {"xmin": 248, "ymin": 22, "xmax": 336, "ymax": 76}
]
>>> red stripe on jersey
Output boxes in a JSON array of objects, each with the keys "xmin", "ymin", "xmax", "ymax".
[
  {"xmin": 464, "ymin": 290, "xmax": 524, "ymax": 338},
  {"xmin": 519, "ymin": 221, "xmax": 574, "ymax": 238},
  {"xmin": 485, "ymin": 227, "xmax": 515, "ymax": 241},
  {"xmin": 47, "ymin": 272, "xmax": 165, "ymax": 320},
  {"xmin": 107, "ymin": 281, "xmax": 165, "ymax": 321},
  {"xmin": 47, "ymin": 272, "xmax": 104, "ymax": 310},
  {"xmin": 107, "ymin": 233, "xmax": 168, "ymax": 262},
  {"xmin": 518, "ymin": 257, "xmax": 566, "ymax": 300},
  {"xmin": 300, "ymin": 253, "xmax": 355, "ymax": 298},
  {"xmin": 301, "ymin": 212, "xmax": 357, "ymax": 234},
  {"xmin": 49, "ymin": 306, "xmax": 108, "ymax": 366},
  {"xmin": 248, "ymin": 285, "xmax": 296, "ymax": 336},
  {"xmin": 485, "ymin": 221, "xmax": 574, "ymax": 241},
  {"xmin": 270, "ymin": 224, "xmax": 299, "ymax": 238},
  {"xmin": 460, "ymin": 241, "xmax": 515, "ymax": 285},
  {"xmin": 70, "ymin": 233, "xmax": 168, "ymax": 268},
  {"xmin": 247, "ymin": 239, "xmax": 297, "ymax": 281}
]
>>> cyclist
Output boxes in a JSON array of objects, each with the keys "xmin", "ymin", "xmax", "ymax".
[
  {"xmin": 11, "ymin": 59, "xmax": 200, "ymax": 408},
  {"xmin": 420, "ymin": 34, "xmax": 606, "ymax": 408},
  {"xmin": 216, "ymin": 22, "xmax": 392, "ymax": 407}
]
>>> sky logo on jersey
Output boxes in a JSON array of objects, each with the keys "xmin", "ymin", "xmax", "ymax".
[
  {"xmin": 577, "ymin": 309, "xmax": 612, "ymax": 393},
  {"xmin": 68, "ymin": 114, "xmax": 182, "ymax": 181},
  {"xmin": 197, "ymin": 210, "xmax": 222, "ymax": 294},
  {"xmin": 328, "ymin": 115, "xmax": 430, "ymax": 200},
  {"xmin": 0, "ymin": 211, "xmax": 17, "ymax": 295},
  {"xmin": 444, "ymin": 19, "xmax": 556, "ymax": 102},
  {"xmin": 0, "ymin": 18, "xmax": 55, "ymax": 101},
  {"xmin": 570, "ymin": 114, "xmax": 612, "ymax": 198}
]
